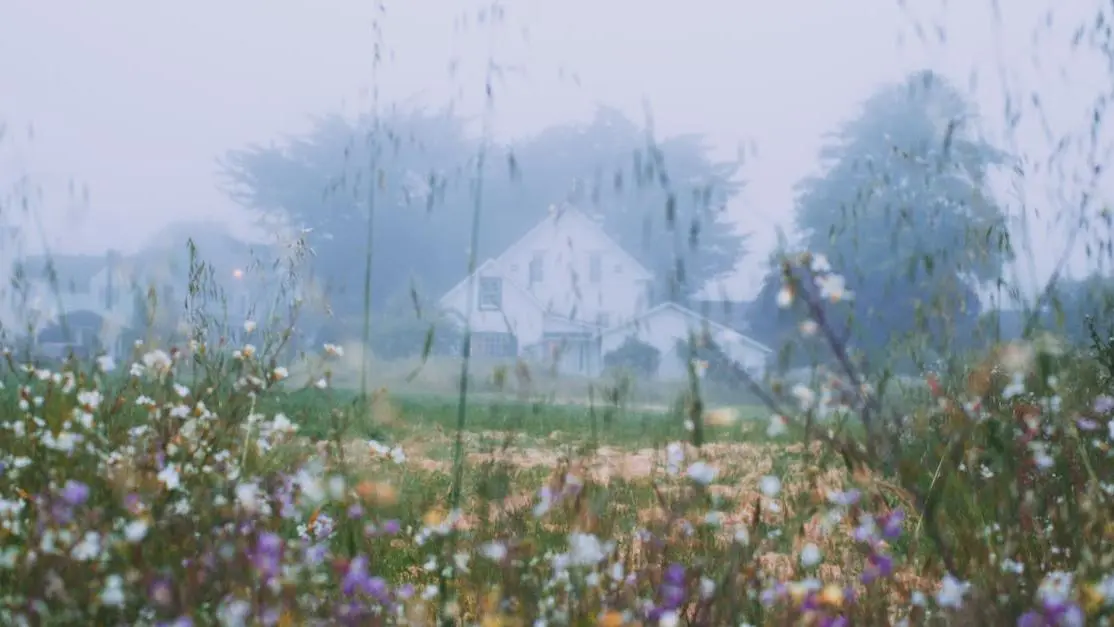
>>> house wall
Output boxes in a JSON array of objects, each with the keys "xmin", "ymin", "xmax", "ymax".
[
  {"xmin": 439, "ymin": 267, "xmax": 546, "ymax": 349},
  {"xmin": 600, "ymin": 306, "xmax": 769, "ymax": 381},
  {"xmin": 497, "ymin": 211, "xmax": 652, "ymax": 327}
]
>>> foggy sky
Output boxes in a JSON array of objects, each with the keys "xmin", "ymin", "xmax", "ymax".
[{"xmin": 2, "ymin": 0, "xmax": 1112, "ymax": 304}]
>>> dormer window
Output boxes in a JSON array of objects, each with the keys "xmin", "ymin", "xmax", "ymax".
[
  {"xmin": 529, "ymin": 252, "xmax": 544, "ymax": 285},
  {"xmin": 478, "ymin": 277, "xmax": 502, "ymax": 310}
]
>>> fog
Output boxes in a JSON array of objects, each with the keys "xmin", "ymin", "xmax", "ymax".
[{"xmin": 2, "ymin": 0, "xmax": 1113, "ymax": 356}]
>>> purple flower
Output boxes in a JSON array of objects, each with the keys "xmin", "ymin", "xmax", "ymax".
[
  {"xmin": 1093, "ymin": 395, "xmax": 1114, "ymax": 414},
  {"xmin": 663, "ymin": 563, "xmax": 686, "ymax": 586},
  {"xmin": 150, "ymin": 578, "xmax": 174, "ymax": 606},
  {"xmin": 61, "ymin": 480, "xmax": 90, "ymax": 506},
  {"xmin": 1018, "ymin": 599, "xmax": 1084, "ymax": 627},
  {"xmin": 879, "ymin": 509, "xmax": 905, "ymax": 539},
  {"xmin": 253, "ymin": 532, "xmax": 284, "ymax": 578},
  {"xmin": 381, "ymin": 519, "xmax": 401, "ymax": 535},
  {"xmin": 347, "ymin": 504, "xmax": 364, "ymax": 519},
  {"xmin": 861, "ymin": 552, "xmax": 894, "ymax": 584},
  {"xmin": 1076, "ymin": 417, "xmax": 1099, "ymax": 430}
]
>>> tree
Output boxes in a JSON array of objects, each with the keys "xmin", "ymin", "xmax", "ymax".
[
  {"xmin": 749, "ymin": 70, "xmax": 1013, "ymax": 368},
  {"xmin": 494, "ymin": 107, "xmax": 747, "ymax": 303},
  {"xmin": 220, "ymin": 106, "xmax": 747, "ymax": 317}
]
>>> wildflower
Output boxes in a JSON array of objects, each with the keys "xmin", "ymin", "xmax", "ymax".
[
  {"xmin": 816, "ymin": 273, "xmax": 853, "ymax": 302},
  {"xmin": 96, "ymin": 355, "xmax": 116, "ymax": 372},
  {"xmin": 567, "ymin": 532, "xmax": 608, "ymax": 567},
  {"xmin": 72, "ymin": 531, "xmax": 103, "ymax": 561},
  {"xmin": 244, "ymin": 320, "xmax": 257, "ymax": 333},
  {"xmin": 800, "ymin": 320, "xmax": 818, "ymax": 336},
  {"xmin": 324, "ymin": 343, "xmax": 344, "ymax": 357},
  {"xmin": 935, "ymin": 573, "xmax": 970, "ymax": 609},
  {"xmin": 759, "ymin": 475, "xmax": 781, "ymax": 497},
  {"xmin": 766, "ymin": 414, "xmax": 788, "ymax": 437},
  {"xmin": 800, "ymin": 543, "xmax": 822, "ymax": 568},
  {"xmin": 776, "ymin": 286, "xmax": 794, "ymax": 308},
  {"xmin": 157, "ymin": 464, "xmax": 181, "ymax": 491},
  {"xmin": 100, "ymin": 574, "xmax": 126, "ymax": 607},
  {"xmin": 123, "ymin": 519, "xmax": 149, "ymax": 543},
  {"xmin": 827, "ymin": 489, "xmax": 861, "ymax": 506},
  {"xmin": 791, "ymin": 385, "xmax": 816, "ymax": 411},
  {"xmin": 686, "ymin": 461, "xmax": 718, "ymax": 486},
  {"xmin": 141, "ymin": 349, "xmax": 173, "ymax": 375},
  {"xmin": 272, "ymin": 366, "xmax": 289, "ymax": 381},
  {"xmin": 1094, "ymin": 395, "xmax": 1114, "ymax": 414},
  {"xmin": 665, "ymin": 442, "xmax": 684, "ymax": 475},
  {"xmin": 61, "ymin": 480, "xmax": 90, "ymax": 506},
  {"xmin": 480, "ymin": 541, "xmax": 508, "ymax": 562}
]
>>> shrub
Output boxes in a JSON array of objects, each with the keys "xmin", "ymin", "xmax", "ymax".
[{"xmin": 603, "ymin": 336, "xmax": 661, "ymax": 377}]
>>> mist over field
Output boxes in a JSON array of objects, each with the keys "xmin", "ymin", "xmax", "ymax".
[{"xmin": 2, "ymin": 1, "xmax": 1114, "ymax": 625}]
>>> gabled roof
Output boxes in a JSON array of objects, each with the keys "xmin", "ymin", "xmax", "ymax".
[
  {"xmin": 495, "ymin": 204, "xmax": 653, "ymax": 281},
  {"xmin": 437, "ymin": 258, "xmax": 545, "ymax": 312},
  {"xmin": 600, "ymin": 301, "xmax": 773, "ymax": 354}
]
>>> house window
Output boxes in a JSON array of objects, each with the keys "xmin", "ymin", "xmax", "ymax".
[
  {"xmin": 589, "ymin": 252, "xmax": 602, "ymax": 283},
  {"xmin": 478, "ymin": 277, "xmax": 502, "ymax": 310},
  {"xmin": 529, "ymin": 252, "xmax": 544, "ymax": 284},
  {"xmin": 473, "ymin": 332, "xmax": 516, "ymax": 357}
]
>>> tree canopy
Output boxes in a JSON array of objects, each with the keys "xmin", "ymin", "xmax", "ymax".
[
  {"xmin": 749, "ymin": 70, "xmax": 1014, "ymax": 369},
  {"xmin": 220, "ymin": 106, "xmax": 747, "ymax": 316}
]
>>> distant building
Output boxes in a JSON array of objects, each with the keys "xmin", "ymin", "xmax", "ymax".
[{"xmin": 437, "ymin": 204, "xmax": 771, "ymax": 380}]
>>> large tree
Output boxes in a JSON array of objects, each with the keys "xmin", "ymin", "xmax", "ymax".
[
  {"xmin": 220, "ymin": 106, "xmax": 746, "ymax": 316},
  {"xmin": 749, "ymin": 70, "xmax": 1014, "ymax": 369}
]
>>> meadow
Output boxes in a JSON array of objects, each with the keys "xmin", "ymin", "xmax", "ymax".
[{"xmin": 1, "ymin": 250, "xmax": 1113, "ymax": 627}]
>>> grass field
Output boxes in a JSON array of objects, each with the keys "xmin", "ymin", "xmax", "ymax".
[{"xmin": 0, "ymin": 331, "xmax": 1112, "ymax": 625}]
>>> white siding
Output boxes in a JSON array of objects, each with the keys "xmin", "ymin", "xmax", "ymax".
[
  {"xmin": 439, "ymin": 266, "xmax": 545, "ymax": 348},
  {"xmin": 600, "ymin": 305, "xmax": 770, "ymax": 381},
  {"xmin": 497, "ymin": 210, "xmax": 652, "ymax": 327}
]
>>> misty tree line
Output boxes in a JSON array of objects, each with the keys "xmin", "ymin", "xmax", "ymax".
[{"xmin": 221, "ymin": 69, "xmax": 1114, "ymax": 366}]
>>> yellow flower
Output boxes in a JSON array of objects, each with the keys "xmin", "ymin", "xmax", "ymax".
[
  {"xmin": 1082, "ymin": 583, "xmax": 1105, "ymax": 614},
  {"xmin": 819, "ymin": 584, "xmax": 844, "ymax": 609},
  {"xmin": 598, "ymin": 610, "xmax": 625, "ymax": 627}
]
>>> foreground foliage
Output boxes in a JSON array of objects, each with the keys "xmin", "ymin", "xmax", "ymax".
[{"xmin": 1, "ymin": 254, "xmax": 1114, "ymax": 626}]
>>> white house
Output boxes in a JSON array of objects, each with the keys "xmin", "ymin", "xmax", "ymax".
[
  {"xmin": 599, "ymin": 302, "xmax": 772, "ymax": 379},
  {"xmin": 438, "ymin": 204, "xmax": 772, "ymax": 380}
]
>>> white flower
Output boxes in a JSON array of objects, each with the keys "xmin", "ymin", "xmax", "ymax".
[
  {"xmin": 71, "ymin": 531, "xmax": 102, "ymax": 561},
  {"xmin": 776, "ymin": 286, "xmax": 794, "ymax": 308},
  {"xmin": 390, "ymin": 446, "xmax": 407, "ymax": 464},
  {"xmin": 665, "ymin": 442, "xmax": 684, "ymax": 475},
  {"xmin": 658, "ymin": 610, "xmax": 679, "ymax": 627},
  {"xmin": 799, "ymin": 543, "xmax": 822, "ymax": 568},
  {"xmin": 766, "ymin": 414, "xmax": 788, "ymax": 437},
  {"xmin": 816, "ymin": 273, "xmax": 853, "ymax": 302},
  {"xmin": 935, "ymin": 573, "xmax": 970, "ymax": 609},
  {"xmin": 1037, "ymin": 571, "xmax": 1074, "ymax": 606},
  {"xmin": 100, "ymin": 574, "xmax": 126, "ymax": 607},
  {"xmin": 244, "ymin": 320, "xmax": 257, "ymax": 333},
  {"xmin": 791, "ymin": 385, "xmax": 815, "ymax": 411},
  {"xmin": 324, "ymin": 343, "xmax": 344, "ymax": 357},
  {"xmin": 479, "ymin": 541, "xmax": 508, "ymax": 562},
  {"xmin": 96, "ymin": 355, "xmax": 116, "ymax": 372},
  {"xmin": 567, "ymin": 532, "xmax": 608, "ymax": 567},
  {"xmin": 809, "ymin": 253, "xmax": 832, "ymax": 273},
  {"xmin": 157, "ymin": 464, "xmax": 181, "ymax": 491},
  {"xmin": 141, "ymin": 349, "xmax": 173, "ymax": 374},
  {"xmin": 123, "ymin": 519, "xmax": 149, "ymax": 543},
  {"xmin": 173, "ymin": 383, "xmax": 190, "ymax": 398},
  {"xmin": 1003, "ymin": 373, "xmax": 1026, "ymax": 400},
  {"xmin": 759, "ymin": 475, "xmax": 781, "ymax": 497},
  {"xmin": 686, "ymin": 461, "xmax": 718, "ymax": 486},
  {"xmin": 799, "ymin": 320, "xmax": 818, "ymax": 336}
]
